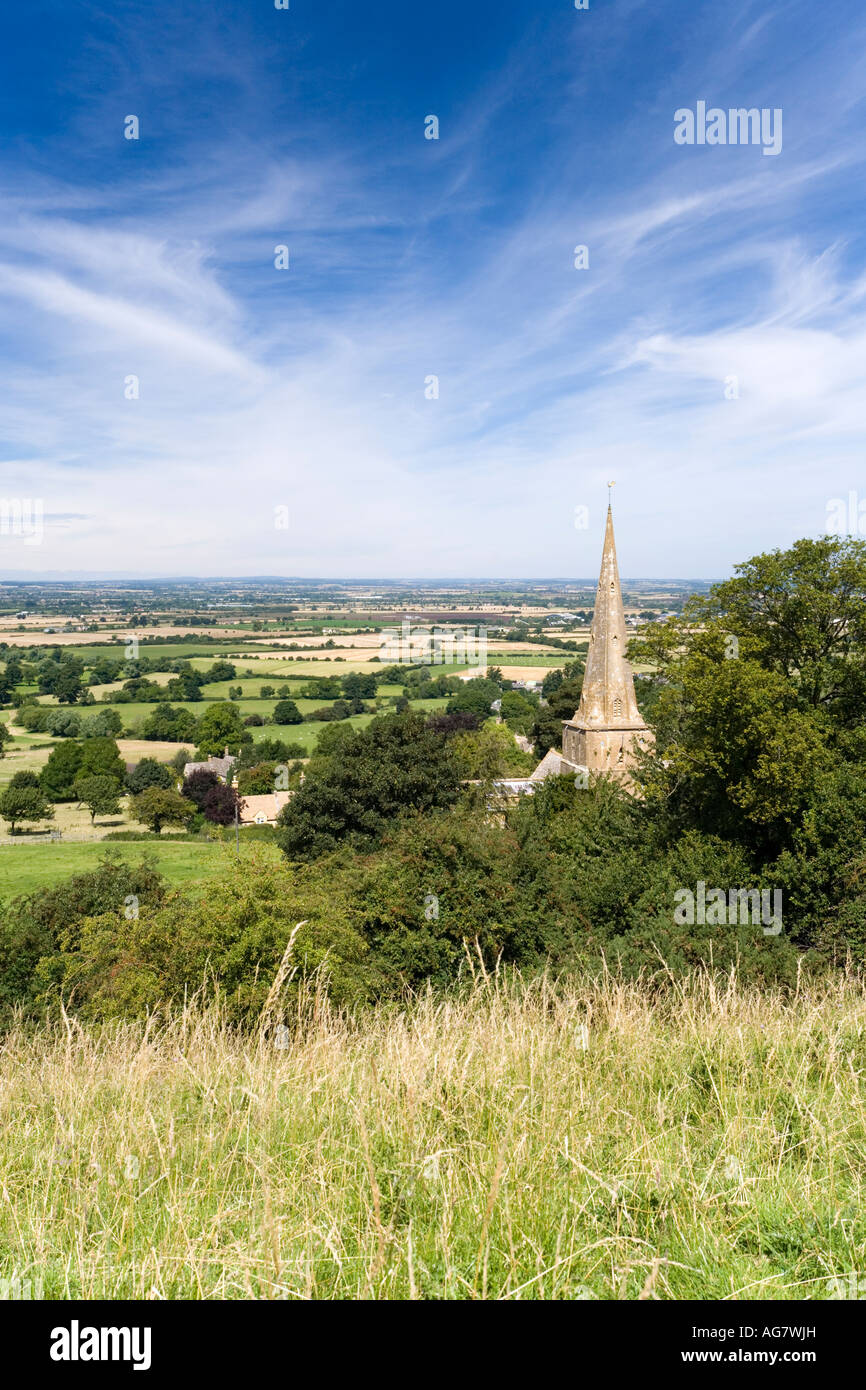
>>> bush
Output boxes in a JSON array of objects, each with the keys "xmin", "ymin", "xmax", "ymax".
[
  {"xmin": 238, "ymin": 762, "xmax": 278, "ymax": 795},
  {"xmin": 451, "ymin": 722, "xmax": 536, "ymax": 780},
  {"xmin": 305, "ymin": 700, "xmax": 351, "ymax": 723},
  {"xmin": 202, "ymin": 783, "xmax": 243, "ymax": 826},
  {"xmin": 356, "ymin": 808, "xmax": 548, "ymax": 990},
  {"xmin": 0, "ymin": 856, "xmax": 169, "ymax": 1019},
  {"xmin": 44, "ymin": 708, "xmax": 82, "ymax": 738},
  {"xmin": 236, "ymin": 738, "xmax": 305, "ymax": 766},
  {"xmin": 80, "ymin": 708, "xmax": 123, "ymax": 738},
  {"xmin": 40, "ymin": 852, "xmax": 371, "ymax": 1022}
]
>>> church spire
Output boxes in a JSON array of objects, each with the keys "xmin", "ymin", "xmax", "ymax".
[
  {"xmin": 559, "ymin": 497, "xmax": 652, "ymax": 780},
  {"xmin": 574, "ymin": 503, "xmax": 643, "ymax": 728}
]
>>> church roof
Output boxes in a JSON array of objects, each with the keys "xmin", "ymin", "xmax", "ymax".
[{"xmin": 529, "ymin": 748, "xmax": 585, "ymax": 781}]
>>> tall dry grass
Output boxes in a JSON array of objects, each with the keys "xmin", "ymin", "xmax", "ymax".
[{"xmin": 1, "ymin": 966, "xmax": 864, "ymax": 1299}]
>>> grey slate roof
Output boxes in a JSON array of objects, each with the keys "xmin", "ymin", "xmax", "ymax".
[{"xmin": 183, "ymin": 752, "xmax": 236, "ymax": 782}]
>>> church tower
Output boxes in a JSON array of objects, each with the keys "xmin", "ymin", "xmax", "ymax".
[{"xmin": 561, "ymin": 503, "xmax": 653, "ymax": 779}]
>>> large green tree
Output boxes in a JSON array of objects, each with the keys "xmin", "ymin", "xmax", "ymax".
[
  {"xmin": 126, "ymin": 757, "xmax": 175, "ymax": 794},
  {"xmin": 142, "ymin": 704, "xmax": 198, "ymax": 743},
  {"xmin": 627, "ymin": 535, "xmax": 866, "ymax": 858},
  {"xmin": 194, "ymin": 702, "xmax": 249, "ymax": 757},
  {"xmin": 79, "ymin": 737, "xmax": 125, "ymax": 786},
  {"xmin": 74, "ymin": 775, "xmax": 123, "ymax": 825},
  {"xmin": 273, "ymin": 698, "xmax": 303, "ymax": 725},
  {"xmin": 634, "ymin": 535, "xmax": 866, "ymax": 726},
  {"xmin": 277, "ymin": 711, "xmax": 461, "ymax": 860},
  {"xmin": 637, "ymin": 653, "xmax": 832, "ymax": 855},
  {"xmin": 40, "ymin": 740, "xmax": 84, "ymax": 801},
  {"xmin": 703, "ymin": 536, "xmax": 866, "ymax": 721},
  {"xmin": 131, "ymin": 787, "xmax": 196, "ymax": 834},
  {"xmin": 0, "ymin": 785, "xmax": 55, "ymax": 834},
  {"xmin": 446, "ymin": 677, "xmax": 502, "ymax": 719},
  {"xmin": 530, "ymin": 664, "xmax": 585, "ymax": 757},
  {"xmin": 53, "ymin": 665, "xmax": 86, "ymax": 705}
]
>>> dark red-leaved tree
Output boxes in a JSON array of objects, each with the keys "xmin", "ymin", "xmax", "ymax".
[
  {"xmin": 181, "ymin": 768, "xmax": 220, "ymax": 810},
  {"xmin": 202, "ymin": 782, "xmax": 244, "ymax": 826}
]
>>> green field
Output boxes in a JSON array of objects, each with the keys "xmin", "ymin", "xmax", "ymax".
[
  {"xmin": 247, "ymin": 701, "xmax": 446, "ymax": 749},
  {"xmin": 245, "ymin": 713, "xmax": 376, "ymax": 751},
  {"xmin": 222, "ymin": 658, "xmax": 384, "ymax": 676},
  {"xmin": 495, "ymin": 651, "xmax": 585, "ymax": 666},
  {"xmin": 99, "ymin": 694, "xmax": 447, "ymax": 742},
  {"xmin": 190, "ymin": 662, "xmax": 313, "ymax": 681},
  {"xmin": 0, "ymin": 839, "xmax": 281, "ymax": 900},
  {"xmin": 16, "ymin": 641, "xmax": 277, "ymax": 663}
]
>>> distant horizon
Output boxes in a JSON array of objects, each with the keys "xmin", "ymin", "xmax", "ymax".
[{"xmin": 0, "ymin": 571, "xmax": 719, "ymax": 587}]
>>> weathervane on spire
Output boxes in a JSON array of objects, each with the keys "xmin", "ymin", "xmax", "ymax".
[{"xmin": 607, "ymin": 479, "xmax": 615, "ymax": 507}]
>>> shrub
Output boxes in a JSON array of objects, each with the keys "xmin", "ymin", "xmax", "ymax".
[
  {"xmin": 0, "ymin": 856, "xmax": 168, "ymax": 1019},
  {"xmin": 202, "ymin": 783, "xmax": 243, "ymax": 826},
  {"xmin": 43, "ymin": 852, "xmax": 371, "ymax": 1022}
]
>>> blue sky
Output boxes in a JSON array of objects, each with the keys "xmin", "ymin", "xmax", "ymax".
[{"xmin": 1, "ymin": 0, "xmax": 865, "ymax": 578}]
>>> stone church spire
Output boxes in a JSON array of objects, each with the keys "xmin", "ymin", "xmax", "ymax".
[
  {"xmin": 576, "ymin": 504, "xmax": 643, "ymax": 728},
  {"xmin": 561, "ymin": 502, "xmax": 652, "ymax": 779}
]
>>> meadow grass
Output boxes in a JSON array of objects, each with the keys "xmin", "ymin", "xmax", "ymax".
[
  {"xmin": 0, "ymin": 839, "xmax": 271, "ymax": 898},
  {"xmin": 0, "ymin": 967, "xmax": 863, "ymax": 1300}
]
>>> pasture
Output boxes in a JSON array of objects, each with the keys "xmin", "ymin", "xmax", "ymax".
[{"xmin": 0, "ymin": 839, "xmax": 274, "ymax": 900}]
